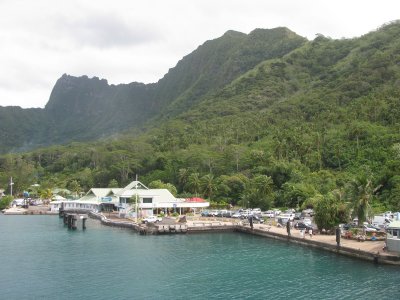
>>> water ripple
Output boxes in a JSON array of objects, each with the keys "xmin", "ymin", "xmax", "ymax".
[{"xmin": 1, "ymin": 216, "xmax": 399, "ymax": 299}]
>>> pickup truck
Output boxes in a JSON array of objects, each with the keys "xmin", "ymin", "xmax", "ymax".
[{"xmin": 142, "ymin": 216, "xmax": 162, "ymax": 223}]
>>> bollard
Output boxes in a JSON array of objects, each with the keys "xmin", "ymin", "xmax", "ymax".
[
  {"xmin": 82, "ymin": 217, "xmax": 87, "ymax": 230},
  {"xmin": 67, "ymin": 215, "xmax": 72, "ymax": 229},
  {"xmin": 71, "ymin": 215, "xmax": 77, "ymax": 230},
  {"xmin": 336, "ymin": 227, "xmax": 341, "ymax": 247}
]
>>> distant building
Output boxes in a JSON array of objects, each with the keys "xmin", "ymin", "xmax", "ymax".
[
  {"xmin": 386, "ymin": 220, "xmax": 400, "ymax": 253},
  {"xmin": 0, "ymin": 189, "xmax": 5, "ymax": 197},
  {"xmin": 50, "ymin": 180, "xmax": 209, "ymax": 216}
]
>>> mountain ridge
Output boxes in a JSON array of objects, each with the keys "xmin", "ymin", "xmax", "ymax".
[
  {"xmin": 0, "ymin": 27, "xmax": 307, "ymax": 153},
  {"xmin": 2, "ymin": 21, "xmax": 400, "ymax": 213}
]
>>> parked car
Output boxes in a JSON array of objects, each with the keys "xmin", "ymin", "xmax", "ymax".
[
  {"xmin": 222, "ymin": 211, "xmax": 233, "ymax": 218},
  {"xmin": 262, "ymin": 210, "xmax": 275, "ymax": 218},
  {"xmin": 142, "ymin": 216, "xmax": 162, "ymax": 223},
  {"xmin": 201, "ymin": 211, "xmax": 210, "ymax": 217},
  {"xmin": 294, "ymin": 222, "xmax": 313, "ymax": 232},
  {"xmin": 279, "ymin": 213, "xmax": 294, "ymax": 221},
  {"xmin": 216, "ymin": 210, "xmax": 228, "ymax": 217},
  {"xmin": 342, "ymin": 223, "xmax": 354, "ymax": 231},
  {"xmin": 273, "ymin": 209, "xmax": 281, "ymax": 216},
  {"xmin": 209, "ymin": 210, "xmax": 219, "ymax": 217},
  {"xmin": 232, "ymin": 211, "xmax": 242, "ymax": 218},
  {"xmin": 303, "ymin": 209, "xmax": 314, "ymax": 217},
  {"xmin": 240, "ymin": 210, "xmax": 252, "ymax": 219},
  {"xmin": 363, "ymin": 224, "xmax": 378, "ymax": 232},
  {"xmin": 251, "ymin": 215, "xmax": 264, "ymax": 224},
  {"xmin": 294, "ymin": 212, "xmax": 302, "ymax": 220}
]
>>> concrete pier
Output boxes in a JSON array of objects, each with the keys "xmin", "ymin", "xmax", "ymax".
[
  {"xmin": 63, "ymin": 213, "xmax": 88, "ymax": 230},
  {"xmin": 84, "ymin": 213, "xmax": 400, "ymax": 266}
]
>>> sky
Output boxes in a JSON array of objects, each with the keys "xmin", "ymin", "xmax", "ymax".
[{"xmin": 0, "ymin": 0, "xmax": 399, "ymax": 108}]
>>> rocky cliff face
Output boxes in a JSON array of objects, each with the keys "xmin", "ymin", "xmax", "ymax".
[{"xmin": 0, "ymin": 27, "xmax": 307, "ymax": 153}]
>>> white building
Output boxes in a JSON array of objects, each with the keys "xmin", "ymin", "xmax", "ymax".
[
  {"xmin": 386, "ymin": 220, "xmax": 400, "ymax": 253},
  {"xmin": 50, "ymin": 180, "xmax": 209, "ymax": 216}
]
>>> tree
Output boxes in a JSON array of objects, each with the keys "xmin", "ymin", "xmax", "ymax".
[
  {"xmin": 281, "ymin": 182, "xmax": 316, "ymax": 209},
  {"xmin": 241, "ymin": 175, "xmax": 274, "ymax": 210},
  {"xmin": 39, "ymin": 188, "xmax": 53, "ymax": 204},
  {"xmin": 186, "ymin": 173, "xmax": 201, "ymax": 196},
  {"xmin": 215, "ymin": 174, "xmax": 246, "ymax": 205},
  {"xmin": 347, "ymin": 175, "xmax": 374, "ymax": 226},
  {"xmin": 108, "ymin": 179, "xmax": 119, "ymax": 188},
  {"xmin": 148, "ymin": 180, "xmax": 178, "ymax": 196},
  {"xmin": 200, "ymin": 174, "xmax": 216, "ymax": 200},
  {"xmin": 314, "ymin": 192, "xmax": 340, "ymax": 231},
  {"xmin": 178, "ymin": 168, "xmax": 190, "ymax": 192},
  {"xmin": 0, "ymin": 195, "xmax": 13, "ymax": 210},
  {"xmin": 68, "ymin": 180, "xmax": 82, "ymax": 199}
]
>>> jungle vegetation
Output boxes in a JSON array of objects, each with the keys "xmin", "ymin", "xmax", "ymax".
[{"xmin": 1, "ymin": 22, "xmax": 400, "ymax": 227}]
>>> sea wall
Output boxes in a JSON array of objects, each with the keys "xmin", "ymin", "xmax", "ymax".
[
  {"xmin": 188, "ymin": 221, "xmax": 236, "ymax": 233},
  {"xmin": 84, "ymin": 214, "xmax": 400, "ymax": 265},
  {"xmin": 89, "ymin": 211, "xmax": 140, "ymax": 230},
  {"xmin": 236, "ymin": 226, "xmax": 400, "ymax": 266}
]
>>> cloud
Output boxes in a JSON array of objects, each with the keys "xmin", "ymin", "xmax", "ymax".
[
  {"xmin": 0, "ymin": 0, "xmax": 399, "ymax": 108},
  {"xmin": 53, "ymin": 13, "xmax": 162, "ymax": 49}
]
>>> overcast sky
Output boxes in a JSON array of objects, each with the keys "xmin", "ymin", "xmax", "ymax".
[{"xmin": 0, "ymin": 0, "xmax": 399, "ymax": 108}]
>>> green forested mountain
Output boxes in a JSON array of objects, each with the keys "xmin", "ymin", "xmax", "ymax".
[
  {"xmin": 1, "ymin": 21, "xmax": 400, "ymax": 217},
  {"xmin": 0, "ymin": 27, "xmax": 305, "ymax": 153}
]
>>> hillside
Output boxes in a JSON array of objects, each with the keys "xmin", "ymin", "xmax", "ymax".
[
  {"xmin": 1, "ymin": 21, "xmax": 400, "ymax": 216},
  {"xmin": 0, "ymin": 27, "xmax": 306, "ymax": 153}
]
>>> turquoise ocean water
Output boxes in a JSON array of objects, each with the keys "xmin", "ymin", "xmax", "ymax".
[{"xmin": 0, "ymin": 215, "xmax": 399, "ymax": 300}]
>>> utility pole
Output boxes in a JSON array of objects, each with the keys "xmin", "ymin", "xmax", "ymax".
[
  {"xmin": 10, "ymin": 177, "xmax": 14, "ymax": 197},
  {"xmin": 135, "ymin": 174, "xmax": 138, "ymax": 224}
]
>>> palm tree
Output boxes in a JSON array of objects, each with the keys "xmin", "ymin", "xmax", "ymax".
[
  {"xmin": 40, "ymin": 188, "xmax": 53, "ymax": 205},
  {"xmin": 253, "ymin": 175, "xmax": 274, "ymax": 197},
  {"xmin": 68, "ymin": 180, "xmax": 82, "ymax": 200},
  {"xmin": 178, "ymin": 168, "xmax": 190, "ymax": 191},
  {"xmin": 200, "ymin": 174, "xmax": 216, "ymax": 200},
  {"xmin": 187, "ymin": 173, "xmax": 201, "ymax": 196},
  {"xmin": 348, "ymin": 175, "xmax": 373, "ymax": 226}
]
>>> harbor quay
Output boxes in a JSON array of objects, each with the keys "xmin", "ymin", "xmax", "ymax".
[{"xmin": 86, "ymin": 211, "xmax": 400, "ymax": 266}]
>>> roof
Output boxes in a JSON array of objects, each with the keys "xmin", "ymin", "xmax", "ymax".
[
  {"xmin": 121, "ymin": 181, "xmax": 148, "ymax": 191},
  {"xmin": 120, "ymin": 188, "xmax": 176, "ymax": 202},
  {"xmin": 52, "ymin": 195, "xmax": 66, "ymax": 200},
  {"xmin": 388, "ymin": 220, "xmax": 400, "ymax": 228},
  {"xmin": 185, "ymin": 197, "xmax": 207, "ymax": 203},
  {"xmin": 52, "ymin": 188, "xmax": 71, "ymax": 194}
]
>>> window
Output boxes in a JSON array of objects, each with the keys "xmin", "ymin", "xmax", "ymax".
[{"xmin": 142, "ymin": 198, "xmax": 152, "ymax": 204}]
